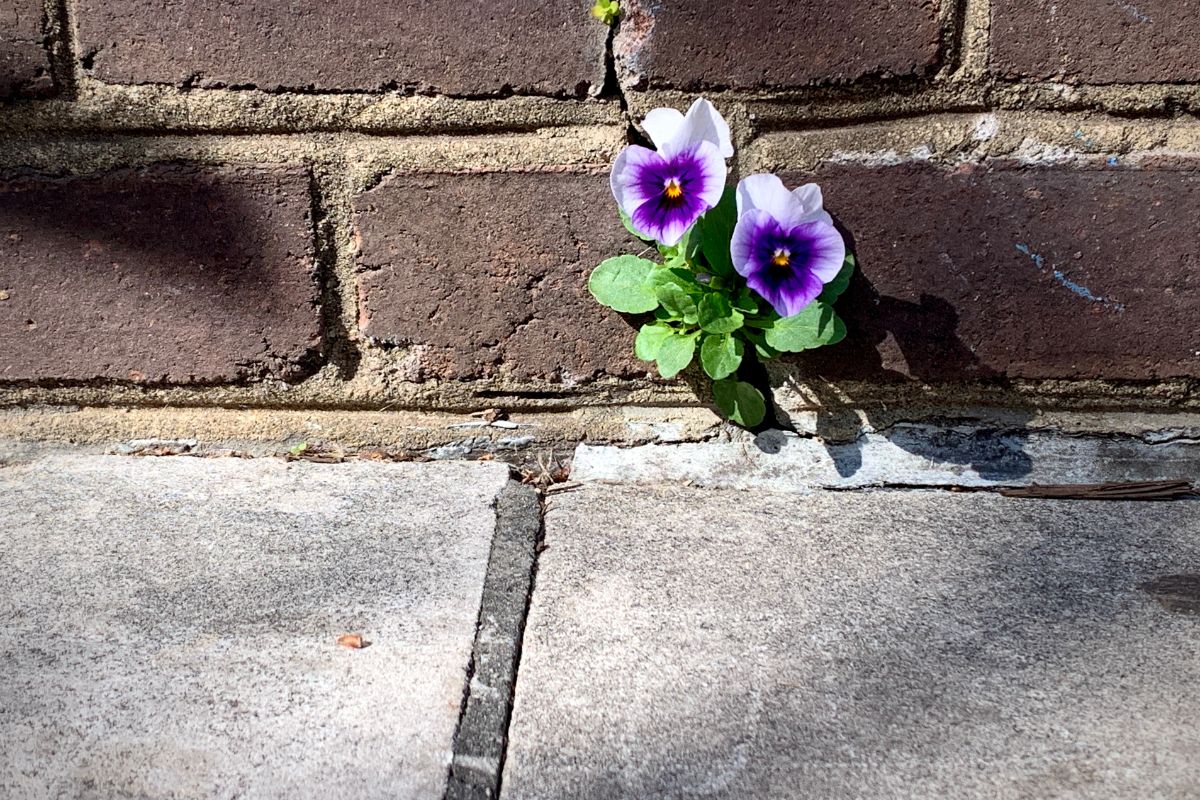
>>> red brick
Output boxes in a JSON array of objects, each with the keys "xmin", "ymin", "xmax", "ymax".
[
  {"xmin": 0, "ymin": 166, "xmax": 321, "ymax": 383},
  {"xmin": 616, "ymin": 0, "xmax": 942, "ymax": 90},
  {"xmin": 354, "ymin": 172, "xmax": 643, "ymax": 382},
  {"xmin": 75, "ymin": 1, "xmax": 607, "ymax": 95},
  {"xmin": 1, "ymin": 0, "xmax": 53, "ymax": 98},
  {"xmin": 992, "ymin": 0, "xmax": 1200, "ymax": 83},
  {"xmin": 789, "ymin": 161, "xmax": 1200, "ymax": 381}
]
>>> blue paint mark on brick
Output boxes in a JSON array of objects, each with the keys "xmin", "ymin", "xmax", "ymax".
[
  {"xmin": 1015, "ymin": 244, "xmax": 1125, "ymax": 312},
  {"xmin": 1015, "ymin": 243, "xmax": 1045, "ymax": 269}
]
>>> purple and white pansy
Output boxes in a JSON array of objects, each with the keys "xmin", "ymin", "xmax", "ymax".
[
  {"xmin": 610, "ymin": 98, "xmax": 733, "ymax": 247},
  {"xmin": 591, "ymin": 95, "xmax": 854, "ymax": 428},
  {"xmin": 731, "ymin": 174, "xmax": 846, "ymax": 318}
]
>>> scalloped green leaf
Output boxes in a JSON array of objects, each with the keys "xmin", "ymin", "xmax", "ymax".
[
  {"xmin": 700, "ymin": 333, "xmax": 744, "ymax": 380},
  {"xmin": 698, "ymin": 293, "xmax": 744, "ymax": 334},
  {"xmin": 763, "ymin": 301, "xmax": 842, "ymax": 352},
  {"xmin": 588, "ymin": 255, "xmax": 659, "ymax": 314},
  {"xmin": 712, "ymin": 379, "xmax": 766, "ymax": 427},
  {"xmin": 695, "ymin": 186, "xmax": 737, "ymax": 277},
  {"xmin": 634, "ymin": 323, "xmax": 673, "ymax": 362},
  {"xmin": 818, "ymin": 252, "xmax": 856, "ymax": 305},
  {"xmin": 655, "ymin": 283, "xmax": 699, "ymax": 324},
  {"xmin": 655, "ymin": 331, "xmax": 698, "ymax": 379},
  {"xmin": 591, "ymin": 0, "xmax": 620, "ymax": 25}
]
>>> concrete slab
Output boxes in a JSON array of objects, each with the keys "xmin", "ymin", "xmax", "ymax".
[
  {"xmin": 0, "ymin": 455, "xmax": 512, "ymax": 800},
  {"xmin": 572, "ymin": 425, "xmax": 1200, "ymax": 490},
  {"xmin": 504, "ymin": 485, "xmax": 1200, "ymax": 800}
]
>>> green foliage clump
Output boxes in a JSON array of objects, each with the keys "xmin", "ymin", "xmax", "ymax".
[{"xmin": 589, "ymin": 188, "xmax": 852, "ymax": 428}]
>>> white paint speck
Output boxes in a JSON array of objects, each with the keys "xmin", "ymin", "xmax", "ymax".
[{"xmin": 972, "ymin": 114, "xmax": 999, "ymax": 142}]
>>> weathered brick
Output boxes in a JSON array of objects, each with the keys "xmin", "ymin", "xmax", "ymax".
[
  {"xmin": 354, "ymin": 172, "xmax": 643, "ymax": 382},
  {"xmin": 992, "ymin": 0, "xmax": 1200, "ymax": 83},
  {"xmin": 75, "ymin": 1, "xmax": 607, "ymax": 95},
  {"xmin": 788, "ymin": 161, "xmax": 1200, "ymax": 381},
  {"xmin": 616, "ymin": 0, "xmax": 942, "ymax": 90},
  {"xmin": 1, "ymin": 0, "xmax": 53, "ymax": 99},
  {"xmin": 0, "ymin": 166, "xmax": 321, "ymax": 383}
]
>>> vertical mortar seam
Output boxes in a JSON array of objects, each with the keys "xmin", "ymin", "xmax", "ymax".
[{"xmin": 42, "ymin": 0, "xmax": 78, "ymax": 97}]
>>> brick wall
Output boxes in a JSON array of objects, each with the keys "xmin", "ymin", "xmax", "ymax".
[{"xmin": 2, "ymin": 0, "xmax": 1199, "ymax": 416}]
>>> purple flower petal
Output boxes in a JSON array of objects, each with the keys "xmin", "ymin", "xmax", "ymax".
[
  {"xmin": 732, "ymin": 209, "xmax": 846, "ymax": 318},
  {"xmin": 611, "ymin": 140, "xmax": 726, "ymax": 247},
  {"xmin": 611, "ymin": 145, "xmax": 664, "ymax": 225}
]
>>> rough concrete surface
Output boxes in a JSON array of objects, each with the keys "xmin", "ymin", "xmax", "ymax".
[
  {"xmin": 504, "ymin": 484, "xmax": 1200, "ymax": 799},
  {"xmin": 571, "ymin": 426, "xmax": 1200, "ymax": 490},
  {"xmin": 0, "ymin": 455, "xmax": 512, "ymax": 799}
]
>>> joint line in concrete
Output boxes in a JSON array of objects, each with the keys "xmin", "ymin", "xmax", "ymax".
[{"xmin": 444, "ymin": 479, "xmax": 543, "ymax": 800}]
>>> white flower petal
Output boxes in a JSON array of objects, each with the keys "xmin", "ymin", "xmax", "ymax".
[
  {"xmin": 641, "ymin": 107, "xmax": 686, "ymax": 151},
  {"xmin": 736, "ymin": 174, "xmax": 804, "ymax": 227},
  {"xmin": 659, "ymin": 97, "xmax": 734, "ymax": 159},
  {"xmin": 792, "ymin": 183, "xmax": 834, "ymax": 225}
]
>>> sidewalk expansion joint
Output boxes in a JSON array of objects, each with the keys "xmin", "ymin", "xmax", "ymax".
[{"xmin": 444, "ymin": 479, "xmax": 544, "ymax": 800}]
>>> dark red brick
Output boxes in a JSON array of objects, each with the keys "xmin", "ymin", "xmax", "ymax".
[
  {"xmin": 75, "ymin": 1, "xmax": 607, "ymax": 95},
  {"xmin": 354, "ymin": 172, "xmax": 643, "ymax": 382},
  {"xmin": 992, "ymin": 0, "xmax": 1200, "ymax": 83},
  {"xmin": 1, "ymin": 0, "xmax": 53, "ymax": 99},
  {"xmin": 616, "ymin": 0, "xmax": 942, "ymax": 90},
  {"xmin": 0, "ymin": 166, "xmax": 321, "ymax": 383},
  {"xmin": 789, "ymin": 161, "xmax": 1200, "ymax": 381}
]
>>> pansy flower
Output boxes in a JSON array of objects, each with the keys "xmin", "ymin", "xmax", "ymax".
[
  {"xmin": 730, "ymin": 174, "xmax": 845, "ymax": 318},
  {"xmin": 610, "ymin": 98, "xmax": 733, "ymax": 247}
]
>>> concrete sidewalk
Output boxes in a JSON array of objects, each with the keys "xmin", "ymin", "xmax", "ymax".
[
  {"xmin": 504, "ymin": 483, "xmax": 1200, "ymax": 800},
  {"xmin": 3, "ymin": 443, "xmax": 1200, "ymax": 800},
  {"xmin": 0, "ymin": 455, "xmax": 538, "ymax": 800}
]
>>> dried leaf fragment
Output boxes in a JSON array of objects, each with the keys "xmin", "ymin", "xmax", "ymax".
[{"xmin": 337, "ymin": 633, "xmax": 369, "ymax": 649}]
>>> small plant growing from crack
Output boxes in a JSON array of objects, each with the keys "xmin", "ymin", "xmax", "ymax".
[{"xmin": 588, "ymin": 98, "xmax": 854, "ymax": 428}]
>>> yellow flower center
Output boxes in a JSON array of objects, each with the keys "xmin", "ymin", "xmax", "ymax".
[
  {"xmin": 663, "ymin": 179, "xmax": 683, "ymax": 200},
  {"xmin": 771, "ymin": 248, "xmax": 791, "ymax": 268}
]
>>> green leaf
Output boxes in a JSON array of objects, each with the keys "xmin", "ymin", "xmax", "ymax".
[
  {"xmin": 733, "ymin": 288, "xmax": 759, "ymax": 314},
  {"xmin": 649, "ymin": 267, "xmax": 703, "ymax": 294},
  {"xmin": 695, "ymin": 186, "xmax": 737, "ymax": 277},
  {"xmin": 741, "ymin": 328, "xmax": 781, "ymax": 361},
  {"xmin": 588, "ymin": 255, "xmax": 658, "ymax": 314},
  {"xmin": 654, "ymin": 283, "xmax": 699, "ymax": 324},
  {"xmin": 634, "ymin": 323, "xmax": 673, "ymax": 362},
  {"xmin": 591, "ymin": 0, "xmax": 620, "ymax": 25},
  {"xmin": 699, "ymin": 334, "xmax": 743, "ymax": 380},
  {"xmin": 698, "ymin": 293, "xmax": 744, "ymax": 334},
  {"xmin": 818, "ymin": 252, "xmax": 855, "ymax": 304},
  {"xmin": 763, "ymin": 301, "xmax": 842, "ymax": 352},
  {"xmin": 619, "ymin": 208, "xmax": 653, "ymax": 243},
  {"xmin": 655, "ymin": 331, "xmax": 698, "ymax": 379},
  {"xmin": 712, "ymin": 379, "xmax": 766, "ymax": 427}
]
